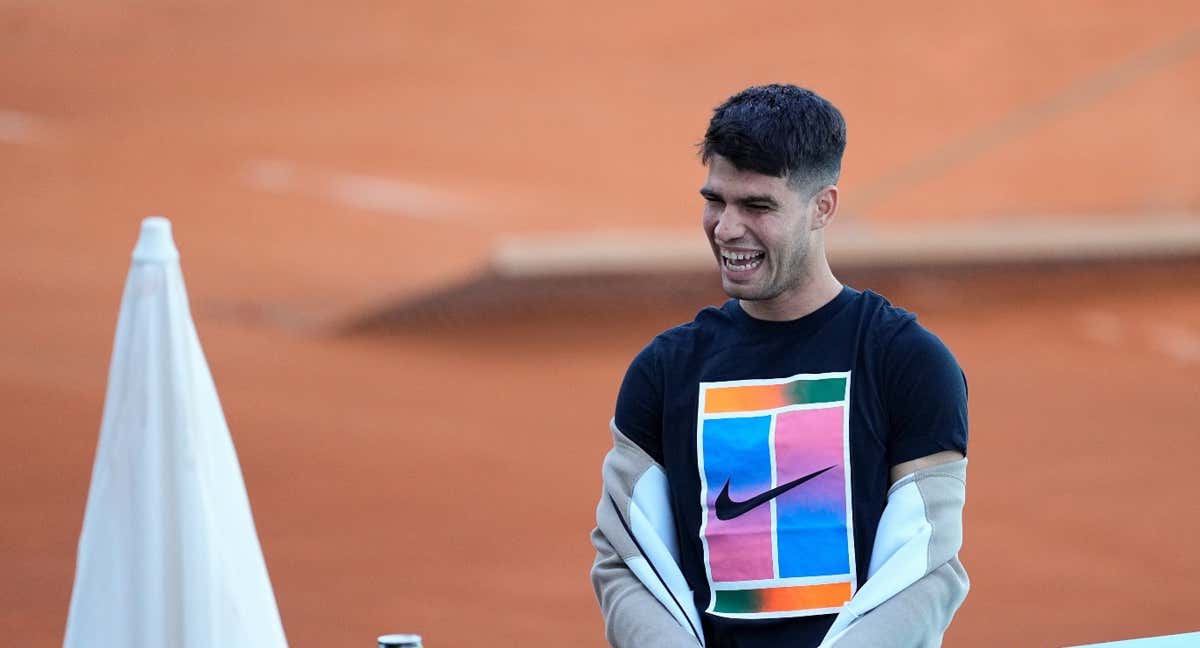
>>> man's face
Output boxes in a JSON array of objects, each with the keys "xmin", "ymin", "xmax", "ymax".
[{"xmin": 700, "ymin": 155, "xmax": 819, "ymax": 304}]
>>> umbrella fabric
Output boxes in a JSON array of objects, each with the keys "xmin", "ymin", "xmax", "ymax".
[{"xmin": 64, "ymin": 217, "xmax": 288, "ymax": 647}]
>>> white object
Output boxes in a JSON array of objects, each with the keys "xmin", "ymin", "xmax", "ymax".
[
  {"xmin": 627, "ymin": 463, "xmax": 704, "ymax": 645},
  {"xmin": 377, "ymin": 634, "xmax": 423, "ymax": 647},
  {"xmin": 1066, "ymin": 632, "xmax": 1200, "ymax": 647},
  {"xmin": 64, "ymin": 217, "xmax": 288, "ymax": 647}
]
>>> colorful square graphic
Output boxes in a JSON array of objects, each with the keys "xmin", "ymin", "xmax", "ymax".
[{"xmin": 696, "ymin": 372, "xmax": 855, "ymax": 619}]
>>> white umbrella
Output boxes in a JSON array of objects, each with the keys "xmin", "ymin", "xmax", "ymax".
[{"xmin": 64, "ymin": 217, "xmax": 288, "ymax": 647}]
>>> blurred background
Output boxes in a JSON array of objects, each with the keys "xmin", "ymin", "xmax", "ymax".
[{"xmin": 3, "ymin": 1, "xmax": 1199, "ymax": 645}]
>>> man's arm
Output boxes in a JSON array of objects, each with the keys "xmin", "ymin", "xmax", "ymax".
[
  {"xmin": 592, "ymin": 341, "xmax": 704, "ymax": 647},
  {"xmin": 891, "ymin": 450, "xmax": 963, "ymax": 483},
  {"xmin": 591, "ymin": 423, "xmax": 703, "ymax": 647},
  {"xmin": 820, "ymin": 451, "xmax": 968, "ymax": 647},
  {"xmin": 592, "ymin": 513, "xmax": 702, "ymax": 647},
  {"xmin": 823, "ymin": 318, "xmax": 970, "ymax": 647}
]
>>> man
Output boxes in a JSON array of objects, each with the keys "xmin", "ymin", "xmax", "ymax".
[{"xmin": 590, "ymin": 84, "xmax": 969, "ymax": 647}]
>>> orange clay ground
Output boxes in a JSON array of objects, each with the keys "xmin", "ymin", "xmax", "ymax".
[{"xmin": 2, "ymin": 2, "xmax": 1199, "ymax": 646}]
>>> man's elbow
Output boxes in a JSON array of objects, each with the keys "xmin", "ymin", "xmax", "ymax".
[
  {"xmin": 944, "ymin": 557, "xmax": 969, "ymax": 616},
  {"xmin": 924, "ymin": 556, "xmax": 970, "ymax": 633}
]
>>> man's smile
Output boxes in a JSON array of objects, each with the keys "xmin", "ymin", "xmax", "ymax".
[{"xmin": 720, "ymin": 248, "xmax": 766, "ymax": 274}]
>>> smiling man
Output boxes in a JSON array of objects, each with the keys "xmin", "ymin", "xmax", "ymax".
[{"xmin": 591, "ymin": 85, "xmax": 970, "ymax": 647}]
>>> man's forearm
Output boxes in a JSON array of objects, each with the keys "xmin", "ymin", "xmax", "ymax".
[
  {"xmin": 591, "ymin": 528, "xmax": 703, "ymax": 648},
  {"xmin": 821, "ymin": 458, "xmax": 969, "ymax": 647},
  {"xmin": 591, "ymin": 422, "xmax": 704, "ymax": 647},
  {"xmin": 823, "ymin": 558, "xmax": 968, "ymax": 647}
]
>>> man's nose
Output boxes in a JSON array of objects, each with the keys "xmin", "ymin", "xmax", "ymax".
[{"xmin": 714, "ymin": 209, "xmax": 746, "ymax": 242}]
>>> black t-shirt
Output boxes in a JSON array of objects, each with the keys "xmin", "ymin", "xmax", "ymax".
[{"xmin": 614, "ymin": 286, "xmax": 968, "ymax": 648}]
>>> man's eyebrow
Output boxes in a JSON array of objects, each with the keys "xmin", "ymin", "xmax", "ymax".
[
  {"xmin": 699, "ymin": 188, "xmax": 780, "ymax": 207},
  {"xmin": 738, "ymin": 194, "xmax": 779, "ymax": 206}
]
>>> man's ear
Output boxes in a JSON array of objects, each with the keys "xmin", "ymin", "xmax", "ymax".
[{"xmin": 811, "ymin": 185, "xmax": 839, "ymax": 230}]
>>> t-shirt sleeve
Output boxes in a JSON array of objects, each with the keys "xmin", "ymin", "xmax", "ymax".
[
  {"xmin": 614, "ymin": 340, "xmax": 666, "ymax": 465},
  {"xmin": 882, "ymin": 320, "xmax": 969, "ymax": 467}
]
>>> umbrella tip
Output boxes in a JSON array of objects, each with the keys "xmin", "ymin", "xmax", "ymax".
[{"xmin": 132, "ymin": 216, "xmax": 180, "ymax": 262}]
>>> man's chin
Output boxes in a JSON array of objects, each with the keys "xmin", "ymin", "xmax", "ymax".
[{"xmin": 720, "ymin": 278, "xmax": 766, "ymax": 301}]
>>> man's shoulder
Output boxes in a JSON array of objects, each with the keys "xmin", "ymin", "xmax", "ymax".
[
  {"xmin": 848, "ymin": 289, "xmax": 960, "ymax": 366},
  {"xmin": 856, "ymin": 291, "xmax": 961, "ymax": 375},
  {"xmin": 855, "ymin": 289, "xmax": 929, "ymax": 340},
  {"xmin": 643, "ymin": 300, "xmax": 738, "ymax": 350},
  {"xmin": 857, "ymin": 288, "xmax": 914, "ymax": 326}
]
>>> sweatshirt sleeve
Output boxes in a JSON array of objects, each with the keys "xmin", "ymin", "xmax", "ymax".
[{"xmin": 591, "ymin": 421, "xmax": 704, "ymax": 647}]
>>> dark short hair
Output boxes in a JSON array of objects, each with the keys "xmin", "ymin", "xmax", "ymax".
[{"xmin": 700, "ymin": 84, "xmax": 846, "ymax": 191}]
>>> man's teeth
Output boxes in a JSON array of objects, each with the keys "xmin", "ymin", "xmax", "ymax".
[{"xmin": 722, "ymin": 251, "xmax": 764, "ymax": 271}]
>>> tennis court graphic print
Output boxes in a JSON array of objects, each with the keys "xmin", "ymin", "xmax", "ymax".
[{"xmin": 696, "ymin": 372, "xmax": 856, "ymax": 619}]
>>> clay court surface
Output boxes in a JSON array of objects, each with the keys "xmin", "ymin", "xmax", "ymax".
[{"xmin": 3, "ymin": 2, "xmax": 1200, "ymax": 646}]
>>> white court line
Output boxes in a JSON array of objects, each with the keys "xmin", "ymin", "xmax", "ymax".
[
  {"xmin": 242, "ymin": 159, "xmax": 296, "ymax": 193},
  {"xmin": 323, "ymin": 172, "xmax": 466, "ymax": 219},
  {"xmin": 241, "ymin": 159, "xmax": 469, "ymax": 220},
  {"xmin": 1147, "ymin": 323, "xmax": 1200, "ymax": 365},
  {"xmin": 1078, "ymin": 310, "xmax": 1124, "ymax": 346},
  {"xmin": 0, "ymin": 110, "xmax": 39, "ymax": 144}
]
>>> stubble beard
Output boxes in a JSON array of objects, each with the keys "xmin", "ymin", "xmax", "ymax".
[{"xmin": 725, "ymin": 238, "xmax": 810, "ymax": 304}]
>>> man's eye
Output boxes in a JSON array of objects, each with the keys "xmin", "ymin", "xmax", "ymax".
[{"xmin": 747, "ymin": 204, "xmax": 771, "ymax": 212}]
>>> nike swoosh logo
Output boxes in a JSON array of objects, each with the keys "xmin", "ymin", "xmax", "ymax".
[{"xmin": 714, "ymin": 465, "xmax": 836, "ymax": 521}]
